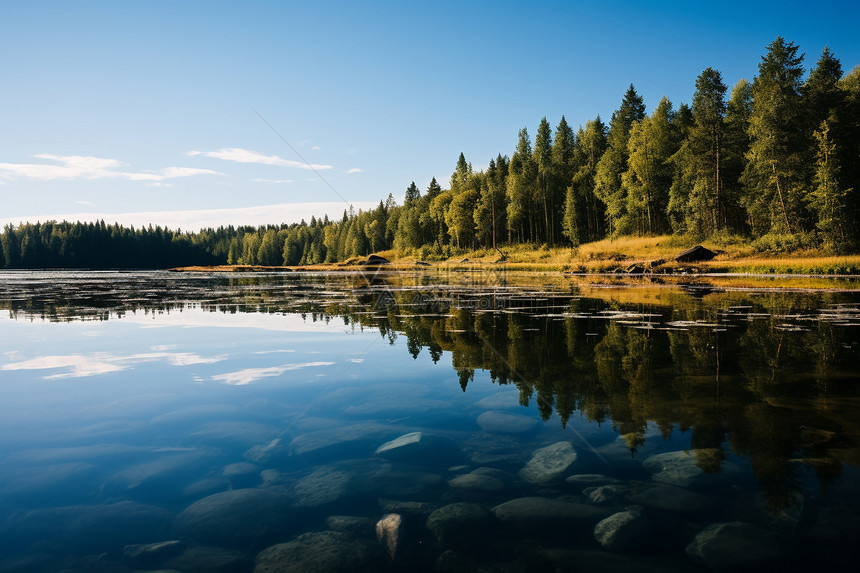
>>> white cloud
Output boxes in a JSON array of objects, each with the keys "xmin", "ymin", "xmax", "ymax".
[
  {"xmin": 251, "ymin": 178, "xmax": 294, "ymax": 184},
  {"xmin": 345, "ymin": 168, "xmax": 363, "ymax": 174},
  {"xmin": 0, "ymin": 154, "xmax": 222, "ymax": 182},
  {"xmin": 311, "ymin": 146, "xmax": 321, "ymax": 151},
  {"xmin": 211, "ymin": 362, "xmax": 335, "ymax": 386},
  {"xmin": 187, "ymin": 147, "xmax": 332, "ymax": 171},
  {"xmin": 0, "ymin": 201, "xmax": 378, "ymax": 232}
]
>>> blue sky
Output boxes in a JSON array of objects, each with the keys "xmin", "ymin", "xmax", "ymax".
[{"xmin": 1, "ymin": 0, "xmax": 858, "ymax": 230}]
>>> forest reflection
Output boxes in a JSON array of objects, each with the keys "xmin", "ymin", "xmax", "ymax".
[{"xmin": 2, "ymin": 271, "xmax": 859, "ymax": 508}]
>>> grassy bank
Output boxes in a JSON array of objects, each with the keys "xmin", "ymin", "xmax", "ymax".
[{"xmin": 174, "ymin": 235, "xmax": 860, "ymax": 276}]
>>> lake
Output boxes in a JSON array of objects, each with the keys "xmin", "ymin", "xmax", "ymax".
[{"xmin": 0, "ymin": 269, "xmax": 858, "ymax": 572}]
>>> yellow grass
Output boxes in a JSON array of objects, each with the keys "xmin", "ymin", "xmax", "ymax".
[{"xmin": 173, "ymin": 235, "xmax": 860, "ymax": 278}]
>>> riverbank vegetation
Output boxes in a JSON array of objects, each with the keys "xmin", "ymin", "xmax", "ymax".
[{"xmin": 1, "ymin": 37, "xmax": 857, "ymax": 271}]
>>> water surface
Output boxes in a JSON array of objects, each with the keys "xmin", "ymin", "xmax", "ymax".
[{"xmin": 1, "ymin": 270, "xmax": 859, "ymax": 572}]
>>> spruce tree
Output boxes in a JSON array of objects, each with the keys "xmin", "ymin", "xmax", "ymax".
[
  {"xmin": 405, "ymin": 181, "xmax": 420, "ymax": 204},
  {"xmin": 741, "ymin": 37, "xmax": 809, "ymax": 236},
  {"xmin": 689, "ymin": 67, "xmax": 729, "ymax": 233}
]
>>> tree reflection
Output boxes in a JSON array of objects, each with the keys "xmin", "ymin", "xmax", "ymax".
[{"xmin": 2, "ymin": 272, "xmax": 859, "ymax": 509}]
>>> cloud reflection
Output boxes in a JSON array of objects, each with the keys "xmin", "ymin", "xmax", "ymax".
[
  {"xmin": 1, "ymin": 352, "xmax": 226, "ymax": 379},
  {"xmin": 211, "ymin": 362, "xmax": 335, "ymax": 385}
]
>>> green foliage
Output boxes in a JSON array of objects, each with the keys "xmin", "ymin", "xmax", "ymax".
[{"xmin": 741, "ymin": 37, "xmax": 810, "ymax": 236}]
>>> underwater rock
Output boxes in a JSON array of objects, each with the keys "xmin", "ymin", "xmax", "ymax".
[
  {"xmin": 492, "ymin": 497, "xmax": 608, "ymax": 532},
  {"xmin": 222, "ymin": 462, "xmax": 261, "ymax": 487},
  {"xmin": 585, "ymin": 484, "xmax": 631, "ymax": 505},
  {"xmin": 254, "ymin": 531, "xmax": 384, "ymax": 573},
  {"xmin": 4, "ymin": 501, "xmax": 171, "ymax": 554},
  {"xmin": 244, "ymin": 438, "xmax": 288, "ymax": 464},
  {"xmin": 566, "ymin": 474, "xmax": 624, "ymax": 488},
  {"xmin": 376, "ymin": 513, "xmax": 402, "ymax": 560},
  {"xmin": 378, "ymin": 498, "xmax": 437, "ymax": 516},
  {"xmin": 123, "ymin": 539, "xmax": 185, "ymax": 565},
  {"xmin": 375, "ymin": 432, "xmax": 427, "ymax": 456},
  {"xmin": 448, "ymin": 469, "xmax": 506, "ymax": 491},
  {"xmin": 326, "ymin": 515, "xmax": 376, "ymax": 536},
  {"xmin": 642, "ymin": 450, "xmax": 742, "ymax": 489},
  {"xmin": 288, "ymin": 423, "xmax": 393, "ymax": 457},
  {"xmin": 476, "ymin": 411, "xmax": 538, "ymax": 434},
  {"xmin": 293, "ymin": 460, "xmax": 441, "ymax": 508},
  {"xmin": 628, "ymin": 482, "xmax": 711, "ymax": 512},
  {"xmin": 374, "ymin": 431, "xmax": 463, "ymax": 463},
  {"xmin": 181, "ymin": 476, "xmax": 230, "ymax": 498},
  {"xmin": 593, "ymin": 508, "xmax": 651, "ymax": 551},
  {"xmin": 685, "ymin": 521, "xmax": 785, "ymax": 571},
  {"xmin": 173, "ymin": 487, "xmax": 294, "ymax": 549},
  {"xmin": 519, "ymin": 441, "xmax": 578, "ymax": 484},
  {"xmin": 426, "ymin": 503, "xmax": 495, "ymax": 547},
  {"xmin": 292, "ymin": 466, "xmax": 352, "ymax": 507},
  {"xmin": 166, "ymin": 545, "xmax": 250, "ymax": 573}
]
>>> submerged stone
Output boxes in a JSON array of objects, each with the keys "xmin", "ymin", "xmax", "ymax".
[
  {"xmin": 585, "ymin": 484, "xmax": 631, "ymax": 505},
  {"xmin": 448, "ymin": 470, "xmax": 505, "ymax": 491},
  {"xmin": 492, "ymin": 497, "xmax": 608, "ymax": 532},
  {"xmin": 519, "ymin": 441, "xmax": 578, "ymax": 484},
  {"xmin": 222, "ymin": 462, "xmax": 262, "ymax": 487},
  {"xmin": 326, "ymin": 515, "xmax": 376, "ymax": 536},
  {"xmin": 292, "ymin": 466, "xmax": 352, "ymax": 507},
  {"xmin": 566, "ymin": 473, "xmax": 624, "ymax": 488},
  {"xmin": 685, "ymin": 521, "xmax": 785, "ymax": 571},
  {"xmin": 426, "ymin": 503, "xmax": 495, "ymax": 546},
  {"xmin": 642, "ymin": 450, "xmax": 742, "ymax": 489},
  {"xmin": 379, "ymin": 498, "xmax": 436, "ymax": 516},
  {"xmin": 374, "ymin": 431, "xmax": 462, "ymax": 463},
  {"xmin": 123, "ymin": 539, "xmax": 185, "ymax": 565},
  {"xmin": 476, "ymin": 411, "xmax": 538, "ymax": 434},
  {"xmin": 628, "ymin": 482, "xmax": 711, "ymax": 512},
  {"xmin": 289, "ymin": 423, "xmax": 393, "ymax": 457},
  {"xmin": 254, "ymin": 531, "xmax": 384, "ymax": 573},
  {"xmin": 173, "ymin": 487, "xmax": 294, "ymax": 549},
  {"xmin": 593, "ymin": 509, "xmax": 651, "ymax": 551},
  {"xmin": 166, "ymin": 545, "xmax": 251, "ymax": 573},
  {"xmin": 375, "ymin": 432, "xmax": 425, "ymax": 455},
  {"xmin": 4, "ymin": 501, "xmax": 171, "ymax": 554},
  {"xmin": 244, "ymin": 438, "xmax": 288, "ymax": 464},
  {"xmin": 376, "ymin": 513, "xmax": 402, "ymax": 560}
]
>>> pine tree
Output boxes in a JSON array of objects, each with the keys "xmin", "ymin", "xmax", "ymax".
[
  {"xmin": 572, "ymin": 117, "xmax": 608, "ymax": 241},
  {"xmin": 741, "ymin": 37, "xmax": 809, "ymax": 236},
  {"xmin": 723, "ymin": 79, "xmax": 753, "ymax": 232},
  {"xmin": 405, "ymin": 181, "xmax": 420, "ymax": 204},
  {"xmin": 686, "ymin": 68, "xmax": 729, "ymax": 234},
  {"xmin": 426, "ymin": 177, "xmax": 442, "ymax": 200},
  {"xmin": 534, "ymin": 117, "xmax": 554, "ymax": 244}
]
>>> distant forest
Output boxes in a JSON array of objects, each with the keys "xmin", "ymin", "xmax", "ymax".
[{"xmin": 2, "ymin": 37, "xmax": 858, "ymax": 269}]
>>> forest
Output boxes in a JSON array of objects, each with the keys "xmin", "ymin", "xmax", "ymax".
[{"xmin": 1, "ymin": 37, "xmax": 858, "ymax": 269}]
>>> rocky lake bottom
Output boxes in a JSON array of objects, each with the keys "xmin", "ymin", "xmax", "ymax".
[{"xmin": 0, "ymin": 271, "xmax": 858, "ymax": 572}]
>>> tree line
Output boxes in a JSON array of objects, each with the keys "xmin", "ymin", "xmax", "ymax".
[{"xmin": 1, "ymin": 37, "xmax": 858, "ymax": 269}]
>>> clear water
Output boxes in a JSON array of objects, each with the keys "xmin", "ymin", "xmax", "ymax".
[{"xmin": 0, "ymin": 270, "xmax": 858, "ymax": 572}]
